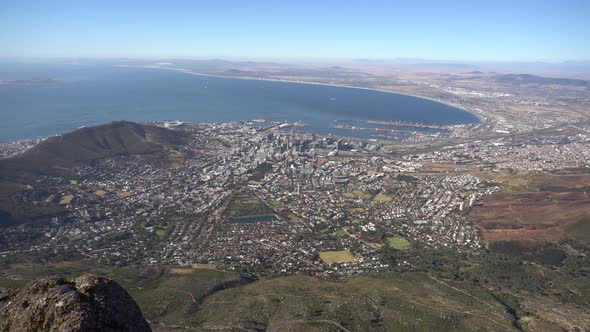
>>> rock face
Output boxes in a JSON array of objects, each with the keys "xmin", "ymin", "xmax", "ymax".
[{"xmin": 0, "ymin": 274, "xmax": 151, "ymax": 332}]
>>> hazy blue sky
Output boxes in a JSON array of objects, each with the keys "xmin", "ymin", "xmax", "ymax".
[{"xmin": 1, "ymin": 0, "xmax": 588, "ymax": 61}]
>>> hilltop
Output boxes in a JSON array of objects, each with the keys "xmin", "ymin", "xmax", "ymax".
[
  {"xmin": 0, "ymin": 121, "xmax": 187, "ymax": 226},
  {"xmin": 0, "ymin": 121, "xmax": 186, "ymax": 182}
]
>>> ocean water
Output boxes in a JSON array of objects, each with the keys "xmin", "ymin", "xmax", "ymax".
[{"xmin": 0, "ymin": 63, "xmax": 479, "ymax": 142}]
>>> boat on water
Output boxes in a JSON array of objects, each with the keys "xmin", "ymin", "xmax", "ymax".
[{"xmin": 163, "ymin": 120, "xmax": 184, "ymax": 128}]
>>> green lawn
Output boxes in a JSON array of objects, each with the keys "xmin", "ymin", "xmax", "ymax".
[
  {"xmin": 352, "ymin": 190, "xmax": 369, "ymax": 197},
  {"xmin": 373, "ymin": 194, "xmax": 393, "ymax": 202},
  {"xmin": 347, "ymin": 207, "xmax": 364, "ymax": 214},
  {"xmin": 320, "ymin": 250, "xmax": 357, "ymax": 264},
  {"xmin": 387, "ymin": 236, "xmax": 411, "ymax": 249},
  {"xmin": 155, "ymin": 225, "xmax": 172, "ymax": 239}
]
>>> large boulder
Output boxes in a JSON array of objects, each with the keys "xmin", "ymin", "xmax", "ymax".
[{"xmin": 0, "ymin": 274, "xmax": 151, "ymax": 331}]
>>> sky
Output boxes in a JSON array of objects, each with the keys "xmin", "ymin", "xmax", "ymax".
[{"xmin": 0, "ymin": 0, "xmax": 588, "ymax": 62}]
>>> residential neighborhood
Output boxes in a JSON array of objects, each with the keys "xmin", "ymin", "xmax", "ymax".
[{"xmin": 2, "ymin": 119, "xmax": 587, "ymax": 277}]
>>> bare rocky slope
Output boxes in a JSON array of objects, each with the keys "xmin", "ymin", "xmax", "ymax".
[{"xmin": 0, "ymin": 274, "xmax": 151, "ymax": 332}]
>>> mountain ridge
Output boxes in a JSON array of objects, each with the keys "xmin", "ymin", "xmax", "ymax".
[{"xmin": 0, "ymin": 121, "xmax": 187, "ymax": 226}]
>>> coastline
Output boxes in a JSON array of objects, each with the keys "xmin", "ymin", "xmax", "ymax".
[
  {"xmin": 129, "ymin": 64, "xmax": 483, "ymax": 123},
  {"xmin": 0, "ymin": 65, "xmax": 481, "ymax": 143}
]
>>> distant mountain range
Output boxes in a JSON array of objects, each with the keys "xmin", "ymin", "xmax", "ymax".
[
  {"xmin": 493, "ymin": 73, "xmax": 589, "ymax": 86},
  {"xmin": 351, "ymin": 58, "xmax": 590, "ymax": 80},
  {"xmin": 457, "ymin": 72, "xmax": 589, "ymax": 87}
]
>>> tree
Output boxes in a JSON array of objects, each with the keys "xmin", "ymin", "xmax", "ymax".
[{"xmin": 379, "ymin": 243, "xmax": 397, "ymax": 268}]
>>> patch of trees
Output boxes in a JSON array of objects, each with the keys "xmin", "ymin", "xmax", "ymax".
[
  {"xmin": 490, "ymin": 241, "xmax": 566, "ymax": 267},
  {"xmin": 0, "ymin": 209, "xmax": 14, "ymax": 225},
  {"xmin": 528, "ymin": 248, "xmax": 566, "ymax": 267},
  {"xmin": 365, "ymin": 188, "xmax": 382, "ymax": 197},
  {"xmin": 378, "ymin": 243, "xmax": 397, "ymax": 268},
  {"xmin": 475, "ymin": 255, "xmax": 544, "ymax": 292},
  {"xmin": 562, "ymin": 255, "xmax": 590, "ymax": 276},
  {"xmin": 249, "ymin": 162, "xmax": 273, "ymax": 181},
  {"xmin": 491, "ymin": 291, "xmax": 528, "ymax": 329},
  {"xmin": 361, "ymin": 228, "xmax": 386, "ymax": 242},
  {"xmin": 378, "ymin": 244, "xmax": 545, "ymax": 292},
  {"xmin": 396, "ymin": 174, "xmax": 419, "ymax": 183}
]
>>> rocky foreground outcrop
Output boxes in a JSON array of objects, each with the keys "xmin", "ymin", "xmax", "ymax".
[{"xmin": 0, "ymin": 274, "xmax": 151, "ymax": 332}]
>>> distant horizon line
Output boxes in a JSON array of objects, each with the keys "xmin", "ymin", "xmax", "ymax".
[{"xmin": 1, "ymin": 56, "xmax": 589, "ymax": 65}]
